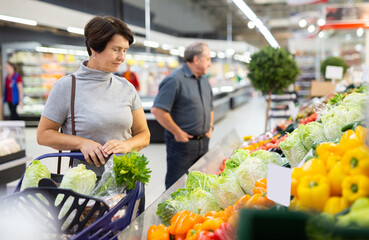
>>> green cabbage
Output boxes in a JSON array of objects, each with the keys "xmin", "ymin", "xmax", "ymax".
[
  {"xmin": 189, "ymin": 188, "xmax": 222, "ymax": 215},
  {"xmin": 211, "ymin": 174, "xmax": 244, "ymax": 208},
  {"xmin": 60, "ymin": 164, "xmax": 97, "ymax": 195},
  {"xmin": 156, "ymin": 195, "xmax": 193, "ymax": 226},
  {"xmin": 346, "ymin": 107, "xmax": 365, "ymax": 124},
  {"xmin": 278, "ymin": 127, "xmax": 308, "ymax": 167},
  {"xmin": 225, "ymin": 148, "xmax": 250, "ymax": 170},
  {"xmin": 186, "ymin": 171, "xmax": 216, "ymax": 192},
  {"xmin": 21, "ymin": 160, "xmax": 51, "ymax": 191},
  {"xmin": 249, "ymin": 149, "xmax": 287, "ymax": 166},
  {"xmin": 342, "ymin": 92, "xmax": 368, "ymax": 110},
  {"xmin": 170, "ymin": 188, "xmax": 189, "ymax": 199},
  {"xmin": 299, "ymin": 122, "xmax": 327, "ymax": 150},
  {"xmin": 236, "ymin": 157, "xmax": 268, "ymax": 195}
]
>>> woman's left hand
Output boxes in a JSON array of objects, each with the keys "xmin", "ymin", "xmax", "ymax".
[{"xmin": 102, "ymin": 139, "xmax": 131, "ymax": 155}]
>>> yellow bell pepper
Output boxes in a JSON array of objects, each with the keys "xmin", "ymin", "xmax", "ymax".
[
  {"xmin": 291, "ymin": 167, "xmax": 304, "ymax": 198},
  {"xmin": 301, "ymin": 158, "xmax": 327, "ymax": 176},
  {"xmin": 326, "ymin": 154, "xmax": 341, "ymax": 171},
  {"xmin": 327, "ymin": 161, "xmax": 347, "ymax": 196},
  {"xmin": 323, "ymin": 196, "xmax": 349, "ymax": 215},
  {"xmin": 297, "ymin": 174, "xmax": 330, "ymax": 212},
  {"xmin": 342, "ymin": 175, "xmax": 369, "ymax": 203},
  {"xmin": 339, "ymin": 127, "xmax": 367, "ymax": 151},
  {"xmin": 316, "ymin": 142, "xmax": 344, "ymax": 162},
  {"xmin": 341, "ymin": 146, "xmax": 369, "ymax": 176}
]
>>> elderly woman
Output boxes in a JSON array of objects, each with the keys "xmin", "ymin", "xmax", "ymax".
[{"xmin": 37, "ymin": 16, "xmax": 150, "ymax": 175}]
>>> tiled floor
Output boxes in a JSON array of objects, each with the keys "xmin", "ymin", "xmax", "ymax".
[{"xmin": 7, "ymin": 94, "xmax": 268, "ymax": 208}]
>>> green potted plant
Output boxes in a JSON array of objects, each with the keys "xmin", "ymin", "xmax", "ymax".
[
  {"xmin": 247, "ymin": 46, "xmax": 300, "ymax": 131},
  {"xmin": 320, "ymin": 56, "xmax": 348, "ymax": 81}
]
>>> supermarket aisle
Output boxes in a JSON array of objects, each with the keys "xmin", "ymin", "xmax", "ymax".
[{"xmin": 15, "ymin": 94, "xmax": 267, "ymax": 208}]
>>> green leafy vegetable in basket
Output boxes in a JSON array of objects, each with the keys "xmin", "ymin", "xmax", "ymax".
[
  {"xmin": 94, "ymin": 151, "xmax": 151, "ymax": 196},
  {"xmin": 113, "ymin": 151, "xmax": 151, "ymax": 190},
  {"xmin": 21, "ymin": 160, "xmax": 51, "ymax": 191}
]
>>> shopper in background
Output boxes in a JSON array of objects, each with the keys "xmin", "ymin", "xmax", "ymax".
[
  {"xmin": 151, "ymin": 42, "xmax": 214, "ymax": 189},
  {"xmin": 123, "ymin": 64, "xmax": 140, "ymax": 91},
  {"xmin": 3, "ymin": 61, "xmax": 23, "ymax": 120},
  {"xmin": 37, "ymin": 16, "xmax": 150, "ymax": 176}
]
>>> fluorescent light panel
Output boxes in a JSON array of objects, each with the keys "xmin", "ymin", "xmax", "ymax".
[
  {"xmin": 0, "ymin": 14, "xmax": 37, "ymax": 26},
  {"xmin": 232, "ymin": 0, "xmax": 279, "ymax": 48},
  {"xmin": 67, "ymin": 27, "xmax": 84, "ymax": 35}
]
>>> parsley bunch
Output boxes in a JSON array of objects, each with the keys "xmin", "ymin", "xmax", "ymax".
[{"xmin": 112, "ymin": 151, "xmax": 152, "ymax": 190}]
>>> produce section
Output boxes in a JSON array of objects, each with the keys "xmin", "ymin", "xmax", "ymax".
[{"xmin": 119, "ymin": 86, "xmax": 369, "ymax": 239}]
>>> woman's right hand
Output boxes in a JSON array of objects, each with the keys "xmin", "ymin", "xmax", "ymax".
[{"xmin": 79, "ymin": 139, "xmax": 109, "ymax": 167}]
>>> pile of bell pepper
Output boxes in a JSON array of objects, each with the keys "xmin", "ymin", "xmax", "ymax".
[
  {"xmin": 290, "ymin": 126, "xmax": 369, "ymax": 214},
  {"xmin": 147, "ymin": 179, "xmax": 275, "ymax": 240},
  {"xmin": 242, "ymin": 134, "xmax": 287, "ymax": 153}
]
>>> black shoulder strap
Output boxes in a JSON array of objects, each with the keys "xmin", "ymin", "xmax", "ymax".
[{"xmin": 57, "ymin": 74, "xmax": 76, "ymax": 174}]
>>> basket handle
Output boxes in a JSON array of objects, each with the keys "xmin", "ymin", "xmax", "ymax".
[{"xmin": 34, "ymin": 152, "xmax": 86, "ymax": 161}]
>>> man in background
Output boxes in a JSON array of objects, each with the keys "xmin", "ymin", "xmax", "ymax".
[{"xmin": 151, "ymin": 42, "xmax": 214, "ymax": 189}]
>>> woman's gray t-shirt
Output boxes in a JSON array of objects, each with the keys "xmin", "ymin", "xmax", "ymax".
[{"xmin": 42, "ymin": 61, "xmax": 142, "ymax": 175}]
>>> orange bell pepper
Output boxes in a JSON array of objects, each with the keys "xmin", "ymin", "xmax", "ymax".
[
  {"xmin": 253, "ymin": 178, "xmax": 267, "ymax": 195},
  {"xmin": 327, "ymin": 161, "xmax": 347, "ymax": 196},
  {"xmin": 341, "ymin": 146, "xmax": 369, "ymax": 176},
  {"xmin": 245, "ymin": 193, "xmax": 275, "ymax": 208},
  {"xmin": 233, "ymin": 194, "xmax": 251, "ymax": 210},
  {"xmin": 297, "ymin": 174, "xmax": 330, "ymax": 212},
  {"xmin": 147, "ymin": 224, "xmax": 170, "ymax": 240},
  {"xmin": 323, "ymin": 196, "xmax": 349, "ymax": 215},
  {"xmin": 168, "ymin": 210, "xmax": 203, "ymax": 236}
]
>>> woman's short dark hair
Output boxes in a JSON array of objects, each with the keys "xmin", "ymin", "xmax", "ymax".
[
  {"xmin": 184, "ymin": 42, "xmax": 208, "ymax": 63},
  {"xmin": 84, "ymin": 16, "xmax": 134, "ymax": 56}
]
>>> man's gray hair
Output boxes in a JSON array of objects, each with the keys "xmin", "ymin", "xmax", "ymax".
[{"xmin": 184, "ymin": 42, "xmax": 208, "ymax": 63}]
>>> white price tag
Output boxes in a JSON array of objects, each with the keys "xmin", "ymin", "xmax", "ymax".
[
  {"xmin": 267, "ymin": 164, "xmax": 292, "ymax": 207},
  {"xmin": 325, "ymin": 65, "xmax": 343, "ymax": 80}
]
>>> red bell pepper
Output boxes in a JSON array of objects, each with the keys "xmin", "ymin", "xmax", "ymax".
[
  {"xmin": 213, "ymin": 222, "xmax": 234, "ymax": 240},
  {"xmin": 197, "ymin": 231, "xmax": 215, "ymax": 240}
]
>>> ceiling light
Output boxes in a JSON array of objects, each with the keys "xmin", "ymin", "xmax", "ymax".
[
  {"xmin": 217, "ymin": 52, "xmax": 226, "ymax": 59},
  {"xmin": 318, "ymin": 31, "xmax": 325, "ymax": 38},
  {"xmin": 226, "ymin": 49, "xmax": 235, "ymax": 56},
  {"xmin": 317, "ymin": 18, "xmax": 325, "ymax": 26},
  {"xmin": 307, "ymin": 25, "xmax": 316, "ymax": 33},
  {"xmin": 210, "ymin": 51, "xmax": 217, "ymax": 58},
  {"xmin": 170, "ymin": 49, "xmax": 180, "ymax": 56},
  {"xmin": 143, "ymin": 40, "xmax": 159, "ymax": 48},
  {"xmin": 299, "ymin": 19, "xmax": 307, "ymax": 28},
  {"xmin": 248, "ymin": 21, "xmax": 255, "ymax": 29},
  {"xmin": 161, "ymin": 44, "xmax": 172, "ymax": 50},
  {"xmin": 355, "ymin": 44, "xmax": 362, "ymax": 51},
  {"xmin": 0, "ymin": 14, "xmax": 37, "ymax": 26},
  {"xmin": 357, "ymin": 28, "xmax": 364, "ymax": 37},
  {"xmin": 232, "ymin": 0, "xmax": 279, "ymax": 48},
  {"xmin": 67, "ymin": 27, "xmax": 84, "ymax": 35}
]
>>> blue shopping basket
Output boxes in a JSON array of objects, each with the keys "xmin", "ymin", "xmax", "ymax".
[{"xmin": 1, "ymin": 152, "xmax": 145, "ymax": 240}]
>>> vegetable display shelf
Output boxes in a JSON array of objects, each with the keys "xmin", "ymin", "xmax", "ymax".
[{"xmin": 119, "ymin": 129, "xmax": 241, "ymax": 239}]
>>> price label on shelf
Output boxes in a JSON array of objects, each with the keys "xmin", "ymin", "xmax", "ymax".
[{"xmin": 267, "ymin": 164, "xmax": 292, "ymax": 207}]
